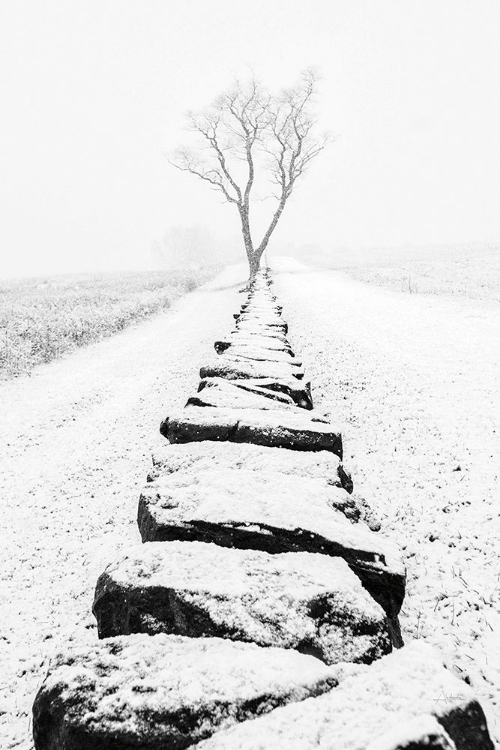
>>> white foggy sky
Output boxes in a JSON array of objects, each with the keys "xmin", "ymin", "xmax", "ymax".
[{"xmin": 1, "ymin": 0, "xmax": 500, "ymax": 278}]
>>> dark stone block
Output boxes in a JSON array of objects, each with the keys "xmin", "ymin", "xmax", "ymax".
[
  {"xmin": 160, "ymin": 407, "xmax": 341, "ymax": 456},
  {"xmin": 93, "ymin": 541, "xmax": 392, "ymax": 665},
  {"xmin": 33, "ymin": 634, "xmax": 337, "ymax": 750},
  {"xmin": 137, "ymin": 467, "xmax": 405, "ymax": 626}
]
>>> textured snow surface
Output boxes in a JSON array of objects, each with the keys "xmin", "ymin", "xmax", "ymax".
[
  {"xmin": 94, "ymin": 541, "xmax": 390, "ymax": 662},
  {"xmin": 200, "ymin": 356, "xmax": 304, "ymax": 381},
  {"xmin": 196, "ymin": 642, "xmax": 491, "ymax": 749},
  {"xmin": 217, "ymin": 334, "xmax": 293, "ymax": 351},
  {"xmin": 365, "ymin": 715, "xmax": 455, "ymax": 750},
  {"xmin": 3, "ymin": 259, "xmax": 499, "ymax": 747},
  {"xmin": 33, "ymin": 633, "xmax": 337, "ymax": 748},
  {"xmin": 150, "ymin": 440, "xmax": 343, "ymax": 484},
  {"xmin": 143, "ymin": 468, "xmax": 360, "ymax": 521},
  {"xmin": 138, "ymin": 468, "xmax": 403, "ymax": 570},
  {"xmin": 189, "ymin": 377, "xmax": 305, "ymax": 412},
  {"xmin": 272, "ymin": 258, "xmax": 500, "ymax": 744}
]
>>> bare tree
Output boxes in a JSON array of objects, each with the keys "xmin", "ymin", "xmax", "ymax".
[{"xmin": 171, "ymin": 69, "xmax": 330, "ymax": 277}]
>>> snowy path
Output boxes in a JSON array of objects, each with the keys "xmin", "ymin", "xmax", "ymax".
[
  {"xmin": 0, "ymin": 266, "xmax": 246, "ymax": 750},
  {"xmin": 2, "ymin": 258, "xmax": 500, "ymax": 748},
  {"xmin": 272, "ymin": 259, "xmax": 500, "ymax": 742}
]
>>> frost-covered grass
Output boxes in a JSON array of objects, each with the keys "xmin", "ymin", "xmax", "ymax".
[
  {"xmin": 311, "ymin": 244, "xmax": 500, "ymax": 302},
  {"xmin": 0, "ymin": 267, "xmax": 217, "ymax": 380}
]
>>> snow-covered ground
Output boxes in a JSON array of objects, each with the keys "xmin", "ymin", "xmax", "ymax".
[
  {"xmin": 0, "ymin": 266, "xmax": 245, "ymax": 750},
  {"xmin": 272, "ymin": 258, "xmax": 500, "ymax": 743},
  {"xmin": 1, "ymin": 258, "xmax": 499, "ymax": 747}
]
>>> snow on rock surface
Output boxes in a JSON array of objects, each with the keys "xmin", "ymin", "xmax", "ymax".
[
  {"xmin": 149, "ymin": 440, "xmax": 350, "ymax": 490},
  {"xmin": 137, "ymin": 467, "xmax": 405, "ymax": 625},
  {"xmin": 160, "ymin": 405, "xmax": 343, "ymax": 455},
  {"xmin": 187, "ymin": 376, "xmax": 305, "ymax": 412},
  {"xmin": 143, "ymin": 468, "xmax": 362, "ymax": 524},
  {"xmin": 200, "ymin": 355, "xmax": 304, "ymax": 382},
  {"xmin": 32, "ymin": 633, "xmax": 337, "ymax": 750},
  {"xmin": 365, "ymin": 715, "xmax": 456, "ymax": 750},
  {"xmin": 271, "ymin": 258, "xmax": 500, "ymax": 742},
  {"xmin": 93, "ymin": 540, "xmax": 391, "ymax": 663},
  {"xmin": 215, "ymin": 335, "xmax": 293, "ymax": 352},
  {"xmin": 195, "ymin": 642, "xmax": 494, "ymax": 750},
  {"xmin": 215, "ymin": 344, "xmax": 302, "ymax": 366},
  {"xmin": 198, "ymin": 376, "xmax": 299, "ymax": 405}
]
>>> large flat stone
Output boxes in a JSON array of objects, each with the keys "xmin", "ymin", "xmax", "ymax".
[
  {"xmin": 236, "ymin": 320, "xmax": 288, "ymax": 334},
  {"xmin": 195, "ymin": 643, "xmax": 494, "ymax": 750},
  {"xmin": 149, "ymin": 441, "xmax": 351, "ymax": 492},
  {"xmin": 197, "ymin": 377, "xmax": 298, "ymax": 406},
  {"xmin": 187, "ymin": 378, "xmax": 302, "ymax": 413},
  {"xmin": 200, "ymin": 358, "xmax": 304, "ymax": 383},
  {"xmin": 217, "ymin": 345, "xmax": 302, "ymax": 367},
  {"xmin": 230, "ymin": 325, "xmax": 289, "ymax": 342},
  {"xmin": 32, "ymin": 634, "xmax": 337, "ymax": 750},
  {"xmin": 160, "ymin": 406, "xmax": 342, "ymax": 456},
  {"xmin": 93, "ymin": 541, "xmax": 391, "ymax": 664},
  {"xmin": 199, "ymin": 374, "xmax": 313, "ymax": 408},
  {"xmin": 137, "ymin": 468, "xmax": 405, "ymax": 624},
  {"xmin": 235, "ymin": 315, "xmax": 288, "ymax": 328},
  {"xmin": 215, "ymin": 336, "xmax": 293, "ymax": 354}
]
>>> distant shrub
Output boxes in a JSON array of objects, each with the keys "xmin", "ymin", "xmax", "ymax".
[{"xmin": 0, "ymin": 267, "xmax": 217, "ymax": 380}]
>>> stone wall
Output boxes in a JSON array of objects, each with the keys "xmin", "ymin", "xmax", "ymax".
[{"xmin": 32, "ymin": 269, "xmax": 494, "ymax": 749}]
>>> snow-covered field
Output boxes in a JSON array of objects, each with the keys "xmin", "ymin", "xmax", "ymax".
[
  {"xmin": 273, "ymin": 258, "xmax": 500, "ymax": 744},
  {"xmin": 1, "ymin": 259, "xmax": 499, "ymax": 748}
]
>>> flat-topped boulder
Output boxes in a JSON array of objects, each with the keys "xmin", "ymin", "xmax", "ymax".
[
  {"xmin": 194, "ymin": 643, "xmax": 494, "ymax": 750},
  {"xmin": 216, "ymin": 345, "xmax": 302, "ymax": 367},
  {"xmin": 93, "ymin": 541, "xmax": 391, "ymax": 664},
  {"xmin": 230, "ymin": 325, "xmax": 289, "ymax": 342},
  {"xmin": 160, "ymin": 406, "xmax": 342, "ymax": 456},
  {"xmin": 32, "ymin": 634, "xmax": 337, "ymax": 750},
  {"xmin": 200, "ymin": 357, "xmax": 304, "ymax": 383},
  {"xmin": 199, "ymin": 374, "xmax": 313, "ymax": 408},
  {"xmin": 137, "ymin": 468, "xmax": 405, "ymax": 625},
  {"xmin": 149, "ymin": 441, "xmax": 351, "ymax": 492},
  {"xmin": 197, "ymin": 377, "xmax": 298, "ymax": 406},
  {"xmin": 236, "ymin": 321, "xmax": 288, "ymax": 334},
  {"xmin": 187, "ymin": 378, "xmax": 303, "ymax": 413},
  {"xmin": 215, "ymin": 336, "xmax": 293, "ymax": 354}
]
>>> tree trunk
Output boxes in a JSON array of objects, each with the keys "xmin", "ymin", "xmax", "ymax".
[{"xmin": 248, "ymin": 252, "xmax": 261, "ymax": 277}]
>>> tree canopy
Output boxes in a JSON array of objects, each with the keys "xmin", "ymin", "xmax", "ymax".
[{"xmin": 171, "ymin": 69, "xmax": 330, "ymax": 276}]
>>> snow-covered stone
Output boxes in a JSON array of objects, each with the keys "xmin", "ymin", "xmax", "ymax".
[
  {"xmin": 32, "ymin": 634, "xmax": 337, "ymax": 750},
  {"xmin": 236, "ymin": 318, "xmax": 288, "ymax": 336},
  {"xmin": 93, "ymin": 541, "xmax": 391, "ymax": 663},
  {"xmin": 201, "ymin": 374, "xmax": 313, "ymax": 408},
  {"xmin": 149, "ymin": 441, "xmax": 351, "ymax": 492},
  {"xmin": 201, "ymin": 354, "xmax": 304, "ymax": 382},
  {"xmin": 216, "ymin": 344, "xmax": 302, "ymax": 367},
  {"xmin": 366, "ymin": 715, "xmax": 456, "ymax": 749},
  {"xmin": 137, "ymin": 468, "xmax": 405, "ymax": 625},
  {"xmin": 187, "ymin": 378, "xmax": 303, "ymax": 412},
  {"xmin": 230, "ymin": 325, "xmax": 289, "ymax": 342},
  {"xmin": 197, "ymin": 377, "xmax": 298, "ymax": 407},
  {"xmin": 160, "ymin": 406, "xmax": 342, "ymax": 455},
  {"xmin": 215, "ymin": 336, "xmax": 293, "ymax": 354},
  {"xmin": 194, "ymin": 643, "xmax": 494, "ymax": 750}
]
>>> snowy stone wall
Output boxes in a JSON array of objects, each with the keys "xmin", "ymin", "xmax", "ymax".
[{"xmin": 31, "ymin": 269, "xmax": 494, "ymax": 749}]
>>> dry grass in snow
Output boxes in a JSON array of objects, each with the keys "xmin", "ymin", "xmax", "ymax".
[
  {"xmin": 0, "ymin": 267, "xmax": 217, "ymax": 380},
  {"xmin": 0, "ymin": 266, "xmax": 245, "ymax": 750}
]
